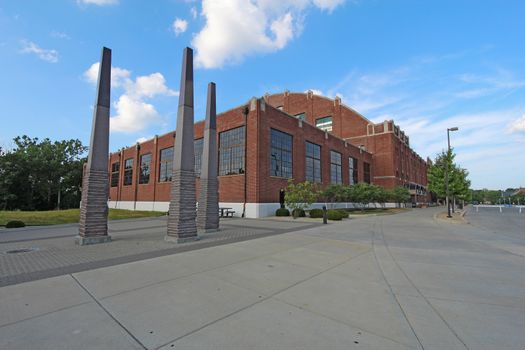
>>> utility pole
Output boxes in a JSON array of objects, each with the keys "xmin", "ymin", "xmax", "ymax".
[{"xmin": 445, "ymin": 127, "xmax": 458, "ymax": 218}]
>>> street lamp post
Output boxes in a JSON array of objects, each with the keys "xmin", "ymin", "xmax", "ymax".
[{"xmin": 445, "ymin": 127, "xmax": 459, "ymax": 218}]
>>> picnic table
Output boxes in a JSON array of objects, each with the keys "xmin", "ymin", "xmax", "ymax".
[{"xmin": 219, "ymin": 207, "xmax": 235, "ymax": 218}]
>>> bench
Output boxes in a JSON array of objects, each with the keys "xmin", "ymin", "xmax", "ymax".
[{"xmin": 224, "ymin": 210, "xmax": 236, "ymax": 218}]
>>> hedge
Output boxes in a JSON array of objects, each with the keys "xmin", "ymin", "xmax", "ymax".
[
  {"xmin": 309, "ymin": 208, "xmax": 324, "ymax": 218},
  {"xmin": 275, "ymin": 208, "xmax": 290, "ymax": 217}
]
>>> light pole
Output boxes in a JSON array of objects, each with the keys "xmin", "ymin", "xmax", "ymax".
[{"xmin": 445, "ymin": 127, "xmax": 458, "ymax": 218}]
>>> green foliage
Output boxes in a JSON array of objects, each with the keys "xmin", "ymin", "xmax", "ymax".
[
  {"xmin": 326, "ymin": 209, "xmax": 344, "ymax": 220},
  {"xmin": 346, "ymin": 183, "xmax": 375, "ymax": 210},
  {"xmin": 428, "ymin": 149, "xmax": 470, "ymax": 201},
  {"xmin": 5, "ymin": 220, "xmax": 26, "ymax": 228},
  {"xmin": 336, "ymin": 209, "xmax": 349, "ymax": 218},
  {"xmin": 0, "ymin": 136, "xmax": 87, "ymax": 211},
  {"xmin": 284, "ymin": 179, "xmax": 319, "ymax": 213},
  {"xmin": 291, "ymin": 208, "xmax": 306, "ymax": 218},
  {"xmin": 321, "ymin": 183, "xmax": 346, "ymax": 207},
  {"xmin": 309, "ymin": 208, "xmax": 324, "ymax": 218},
  {"xmin": 388, "ymin": 186, "xmax": 410, "ymax": 206},
  {"xmin": 275, "ymin": 208, "xmax": 290, "ymax": 216}
]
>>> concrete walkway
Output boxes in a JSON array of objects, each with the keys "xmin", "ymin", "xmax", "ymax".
[{"xmin": 1, "ymin": 207, "xmax": 524, "ymax": 349}]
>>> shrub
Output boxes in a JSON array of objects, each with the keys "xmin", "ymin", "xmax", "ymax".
[
  {"xmin": 292, "ymin": 208, "xmax": 305, "ymax": 218},
  {"xmin": 275, "ymin": 208, "xmax": 290, "ymax": 217},
  {"xmin": 6, "ymin": 220, "xmax": 26, "ymax": 228},
  {"xmin": 327, "ymin": 210, "xmax": 344, "ymax": 221},
  {"xmin": 309, "ymin": 208, "xmax": 324, "ymax": 218},
  {"xmin": 284, "ymin": 180, "xmax": 319, "ymax": 214},
  {"xmin": 336, "ymin": 209, "xmax": 349, "ymax": 218}
]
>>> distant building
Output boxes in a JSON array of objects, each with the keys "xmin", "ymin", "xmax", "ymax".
[{"xmin": 108, "ymin": 91, "xmax": 429, "ymax": 217}]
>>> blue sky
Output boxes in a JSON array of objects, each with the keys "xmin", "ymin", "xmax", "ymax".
[{"xmin": 0, "ymin": 0, "xmax": 524, "ymax": 189}]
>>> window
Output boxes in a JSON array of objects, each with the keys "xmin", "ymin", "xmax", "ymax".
[
  {"xmin": 364, "ymin": 162, "xmax": 371, "ymax": 184},
  {"xmin": 110, "ymin": 162, "xmax": 120, "ymax": 187},
  {"xmin": 316, "ymin": 116, "xmax": 332, "ymax": 132},
  {"xmin": 194, "ymin": 138, "xmax": 204, "ymax": 176},
  {"xmin": 349, "ymin": 157, "xmax": 358, "ymax": 185},
  {"xmin": 305, "ymin": 141, "xmax": 321, "ymax": 183},
  {"xmin": 219, "ymin": 126, "xmax": 245, "ymax": 176},
  {"xmin": 123, "ymin": 158, "xmax": 133, "ymax": 186},
  {"xmin": 330, "ymin": 151, "xmax": 342, "ymax": 184},
  {"xmin": 294, "ymin": 112, "xmax": 306, "ymax": 121},
  {"xmin": 159, "ymin": 147, "xmax": 173, "ymax": 182},
  {"xmin": 139, "ymin": 154, "xmax": 151, "ymax": 184},
  {"xmin": 270, "ymin": 129, "xmax": 293, "ymax": 178}
]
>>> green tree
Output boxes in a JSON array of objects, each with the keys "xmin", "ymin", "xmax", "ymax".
[
  {"xmin": 0, "ymin": 136, "xmax": 87, "ymax": 210},
  {"xmin": 427, "ymin": 149, "xmax": 471, "ymax": 204},
  {"xmin": 321, "ymin": 183, "xmax": 346, "ymax": 208},
  {"xmin": 284, "ymin": 179, "xmax": 319, "ymax": 218},
  {"xmin": 388, "ymin": 186, "xmax": 410, "ymax": 207},
  {"xmin": 347, "ymin": 183, "xmax": 375, "ymax": 211}
]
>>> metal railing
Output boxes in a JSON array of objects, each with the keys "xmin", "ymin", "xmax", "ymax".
[{"xmin": 474, "ymin": 205, "xmax": 524, "ymax": 213}]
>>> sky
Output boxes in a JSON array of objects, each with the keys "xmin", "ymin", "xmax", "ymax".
[{"xmin": 0, "ymin": 0, "xmax": 524, "ymax": 190}]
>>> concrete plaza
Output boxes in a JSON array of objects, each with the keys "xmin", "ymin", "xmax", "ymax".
[{"xmin": 1, "ymin": 207, "xmax": 524, "ymax": 349}]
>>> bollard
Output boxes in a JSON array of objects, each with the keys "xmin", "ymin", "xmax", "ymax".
[
  {"xmin": 476, "ymin": 205, "xmax": 479, "ymax": 212},
  {"xmin": 322, "ymin": 205, "xmax": 327, "ymax": 224},
  {"xmin": 499, "ymin": 206, "xmax": 502, "ymax": 213}
]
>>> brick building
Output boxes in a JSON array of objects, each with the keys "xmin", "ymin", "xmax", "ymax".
[{"xmin": 108, "ymin": 91, "xmax": 428, "ymax": 217}]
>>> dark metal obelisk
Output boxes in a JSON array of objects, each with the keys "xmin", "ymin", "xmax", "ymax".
[
  {"xmin": 197, "ymin": 82, "xmax": 219, "ymax": 232},
  {"xmin": 166, "ymin": 47, "xmax": 198, "ymax": 243},
  {"xmin": 76, "ymin": 47, "xmax": 112, "ymax": 245}
]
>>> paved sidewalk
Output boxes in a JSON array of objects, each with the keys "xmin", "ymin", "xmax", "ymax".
[
  {"xmin": 0, "ymin": 217, "xmax": 320, "ymax": 287},
  {"xmin": 1, "ymin": 207, "xmax": 524, "ymax": 349}
]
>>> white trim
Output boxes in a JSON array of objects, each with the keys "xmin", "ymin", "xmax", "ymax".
[{"xmin": 107, "ymin": 201, "xmax": 409, "ymax": 218}]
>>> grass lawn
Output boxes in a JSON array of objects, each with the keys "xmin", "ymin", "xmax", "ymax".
[{"xmin": 0, "ymin": 208, "xmax": 165, "ymax": 227}]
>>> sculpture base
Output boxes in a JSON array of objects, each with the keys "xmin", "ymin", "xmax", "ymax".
[
  {"xmin": 164, "ymin": 235, "xmax": 200, "ymax": 244},
  {"xmin": 75, "ymin": 235, "xmax": 112, "ymax": 246}
]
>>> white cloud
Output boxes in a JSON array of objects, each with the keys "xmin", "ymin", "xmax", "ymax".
[
  {"xmin": 136, "ymin": 136, "xmax": 151, "ymax": 144},
  {"xmin": 172, "ymin": 18, "xmax": 188, "ymax": 35},
  {"xmin": 77, "ymin": 0, "xmax": 118, "ymax": 6},
  {"xmin": 190, "ymin": 6, "xmax": 198, "ymax": 19},
  {"xmin": 84, "ymin": 62, "xmax": 131, "ymax": 88},
  {"xmin": 192, "ymin": 0, "xmax": 346, "ymax": 69},
  {"xmin": 111, "ymin": 96, "xmax": 160, "ymax": 133},
  {"xmin": 306, "ymin": 89, "xmax": 324, "ymax": 96},
  {"xmin": 508, "ymin": 115, "xmax": 525, "ymax": 134},
  {"xmin": 313, "ymin": 0, "xmax": 345, "ymax": 12},
  {"xmin": 20, "ymin": 40, "xmax": 58, "ymax": 63},
  {"xmin": 50, "ymin": 31, "xmax": 70, "ymax": 39},
  {"xmin": 84, "ymin": 62, "xmax": 178, "ymax": 133},
  {"xmin": 131, "ymin": 73, "xmax": 178, "ymax": 98}
]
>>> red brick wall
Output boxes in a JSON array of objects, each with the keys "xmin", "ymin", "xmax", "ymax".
[
  {"xmin": 109, "ymin": 93, "xmax": 429, "ymax": 206},
  {"xmin": 265, "ymin": 92, "xmax": 428, "ymax": 193}
]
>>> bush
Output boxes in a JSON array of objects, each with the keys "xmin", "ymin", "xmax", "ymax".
[
  {"xmin": 327, "ymin": 210, "xmax": 344, "ymax": 221},
  {"xmin": 292, "ymin": 208, "xmax": 305, "ymax": 218},
  {"xmin": 275, "ymin": 208, "xmax": 290, "ymax": 217},
  {"xmin": 336, "ymin": 209, "xmax": 349, "ymax": 218},
  {"xmin": 309, "ymin": 208, "xmax": 324, "ymax": 218},
  {"xmin": 6, "ymin": 220, "xmax": 26, "ymax": 228}
]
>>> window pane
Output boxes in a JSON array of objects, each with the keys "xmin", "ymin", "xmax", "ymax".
[
  {"xmin": 194, "ymin": 138, "xmax": 204, "ymax": 177},
  {"xmin": 124, "ymin": 158, "xmax": 133, "ymax": 186},
  {"xmin": 219, "ymin": 126, "xmax": 245, "ymax": 176},
  {"xmin": 315, "ymin": 116, "xmax": 333, "ymax": 132},
  {"xmin": 270, "ymin": 129, "xmax": 293, "ymax": 178},
  {"xmin": 159, "ymin": 147, "xmax": 173, "ymax": 182},
  {"xmin": 305, "ymin": 141, "xmax": 321, "ymax": 183},
  {"xmin": 139, "ymin": 154, "xmax": 151, "ymax": 184},
  {"xmin": 330, "ymin": 151, "xmax": 342, "ymax": 184},
  {"xmin": 110, "ymin": 162, "xmax": 120, "ymax": 187}
]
